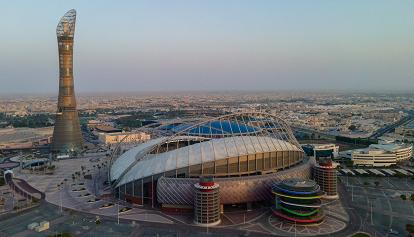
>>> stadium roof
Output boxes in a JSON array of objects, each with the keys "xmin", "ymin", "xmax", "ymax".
[
  {"xmin": 159, "ymin": 120, "xmax": 258, "ymax": 135},
  {"xmin": 110, "ymin": 135, "xmax": 301, "ymax": 187},
  {"xmin": 109, "ymin": 112, "xmax": 303, "ymax": 188}
]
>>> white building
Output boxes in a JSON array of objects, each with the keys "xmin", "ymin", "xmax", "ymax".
[
  {"xmin": 348, "ymin": 142, "xmax": 413, "ymax": 167},
  {"xmin": 98, "ymin": 131, "xmax": 150, "ymax": 145}
]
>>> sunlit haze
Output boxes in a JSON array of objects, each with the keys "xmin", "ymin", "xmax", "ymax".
[{"xmin": 1, "ymin": 1, "xmax": 414, "ymax": 94}]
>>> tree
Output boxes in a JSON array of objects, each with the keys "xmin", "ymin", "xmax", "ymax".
[
  {"xmin": 407, "ymin": 224, "xmax": 414, "ymax": 234},
  {"xmin": 348, "ymin": 125, "xmax": 357, "ymax": 131}
]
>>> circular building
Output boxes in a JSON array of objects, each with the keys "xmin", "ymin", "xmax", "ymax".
[
  {"xmin": 193, "ymin": 177, "xmax": 221, "ymax": 226},
  {"xmin": 272, "ymin": 179, "xmax": 325, "ymax": 224},
  {"xmin": 109, "ymin": 112, "xmax": 311, "ymax": 209},
  {"xmin": 312, "ymin": 158, "xmax": 338, "ymax": 199}
]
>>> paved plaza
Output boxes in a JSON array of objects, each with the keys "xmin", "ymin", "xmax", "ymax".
[
  {"xmin": 5, "ymin": 154, "xmax": 414, "ymax": 236},
  {"xmin": 2, "ymin": 157, "xmax": 356, "ymax": 236},
  {"xmin": 264, "ymin": 199, "xmax": 348, "ymax": 236}
]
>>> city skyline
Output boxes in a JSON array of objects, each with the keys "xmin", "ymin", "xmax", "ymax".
[{"xmin": 1, "ymin": 1, "xmax": 414, "ymax": 94}]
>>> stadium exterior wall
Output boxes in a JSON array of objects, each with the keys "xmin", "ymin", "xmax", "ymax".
[{"xmin": 156, "ymin": 157, "xmax": 314, "ymax": 206}]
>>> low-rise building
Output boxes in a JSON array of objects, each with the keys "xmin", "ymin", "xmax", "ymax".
[
  {"xmin": 302, "ymin": 144, "xmax": 339, "ymax": 159},
  {"xmin": 95, "ymin": 125, "xmax": 122, "ymax": 134},
  {"xmin": 348, "ymin": 142, "xmax": 412, "ymax": 167},
  {"xmin": 98, "ymin": 131, "xmax": 150, "ymax": 145}
]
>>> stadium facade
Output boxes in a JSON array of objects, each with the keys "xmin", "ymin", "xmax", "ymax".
[
  {"xmin": 51, "ymin": 9, "xmax": 83, "ymax": 153},
  {"xmin": 109, "ymin": 112, "xmax": 313, "ymax": 209}
]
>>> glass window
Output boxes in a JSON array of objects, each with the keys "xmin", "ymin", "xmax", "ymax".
[
  {"xmin": 264, "ymin": 152, "xmax": 270, "ymax": 170},
  {"xmin": 126, "ymin": 182, "xmax": 133, "ymax": 195},
  {"xmin": 276, "ymin": 151, "xmax": 283, "ymax": 169},
  {"xmin": 215, "ymin": 159, "xmax": 227, "ymax": 174},
  {"xmin": 270, "ymin": 152, "xmax": 277, "ymax": 169},
  {"xmin": 142, "ymin": 177, "xmax": 153, "ymax": 198},
  {"xmin": 248, "ymin": 154, "xmax": 256, "ymax": 171},
  {"xmin": 202, "ymin": 161, "xmax": 215, "ymax": 175},
  {"xmin": 190, "ymin": 164, "xmax": 202, "ymax": 176},
  {"xmin": 176, "ymin": 167, "xmax": 188, "ymax": 178},
  {"xmin": 239, "ymin": 156, "xmax": 247, "ymax": 172},
  {"xmin": 133, "ymin": 179, "xmax": 142, "ymax": 197},
  {"xmin": 283, "ymin": 151, "xmax": 289, "ymax": 167},
  {"xmin": 294, "ymin": 151, "xmax": 299, "ymax": 162},
  {"xmin": 228, "ymin": 157, "xmax": 238, "ymax": 173},
  {"xmin": 256, "ymin": 153, "xmax": 263, "ymax": 170},
  {"xmin": 165, "ymin": 170, "xmax": 176, "ymax": 178}
]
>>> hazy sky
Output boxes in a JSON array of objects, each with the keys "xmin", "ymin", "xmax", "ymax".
[{"xmin": 1, "ymin": 1, "xmax": 414, "ymax": 94}]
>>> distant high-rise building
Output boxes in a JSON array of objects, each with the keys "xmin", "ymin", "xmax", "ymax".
[{"xmin": 51, "ymin": 9, "xmax": 83, "ymax": 153}]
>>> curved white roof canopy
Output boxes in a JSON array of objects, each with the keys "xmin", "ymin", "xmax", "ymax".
[{"xmin": 111, "ymin": 135, "xmax": 302, "ymax": 187}]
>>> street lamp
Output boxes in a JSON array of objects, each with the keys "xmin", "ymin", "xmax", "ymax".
[
  {"xmin": 57, "ymin": 184, "xmax": 62, "ymax": 213},
  {"xmin": 117, "ymin": 185, "xmax": 120, "ymax": 225},
  {"xmin": 351, "ymin": 184, "xmax": 354, "ymax": 202},
  {"xmin": 368, "ymin": 197, "xmax": 376, "ymax": 226}
]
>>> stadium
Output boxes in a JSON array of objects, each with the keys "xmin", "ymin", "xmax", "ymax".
[{"xmin": 109, "ymin": 112, "xmax": 314, "ymax": 211}]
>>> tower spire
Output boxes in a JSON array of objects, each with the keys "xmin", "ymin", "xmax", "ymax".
[{"xmin": 51, "ymin": 9, "xmax": 83, "ymax": 153}]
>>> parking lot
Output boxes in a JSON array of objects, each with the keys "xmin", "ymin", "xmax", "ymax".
[
  {"xmin": 0, "ymin": 202, "xmax": 138, "ymax": 237},
  {"xmin": 0, "ymin": 202, "xmax": 243, "ymax": 237},
  {"xmin": 340, "ymin": 176, "xmax": 414, "ymax": 236}
]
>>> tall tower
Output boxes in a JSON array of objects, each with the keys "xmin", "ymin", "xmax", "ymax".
[{"xmin": 51, "ymin": 9, "xmax": 83, "ymax": 153}]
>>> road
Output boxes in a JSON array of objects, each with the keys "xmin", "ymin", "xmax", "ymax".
[
  {"xmin": 335, "ymin": 181, "xmax": 387, "ymax": 237},
  {"xmin": 370, "ymin": 113, "xmax": 414, "ymax": 139},
  {"xmin": 292, "ymin": 111, "xmax": 414, "ymax": 141},
  {"xmin": 305, "ymin": 182, "xmax": 363, "ymax": 237}
]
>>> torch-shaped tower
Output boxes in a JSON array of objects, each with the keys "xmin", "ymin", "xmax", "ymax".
[{"xmin": 51, "ymin": 9, "xmax": 83, "ymax": 153}]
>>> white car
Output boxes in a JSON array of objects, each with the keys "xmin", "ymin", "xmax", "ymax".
[{"xmin": 388, "ymin": 228, "xmax": 399, "ymax": 235}]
